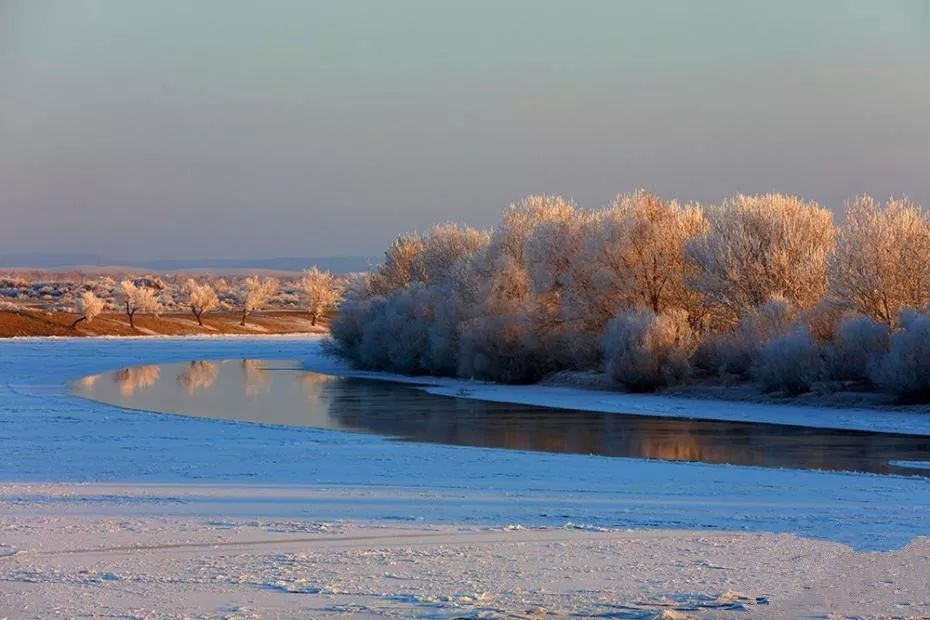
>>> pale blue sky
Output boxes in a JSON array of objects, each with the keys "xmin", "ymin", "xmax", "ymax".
[{"xmin": 1, "ymin": 1, "xmax": 928, "ymax": 259}]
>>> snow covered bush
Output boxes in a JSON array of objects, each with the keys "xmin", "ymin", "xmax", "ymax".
[
  {"xmin": 829, "ymin": 196, "xmax": 930, "ymax": 325},
  {"xmin": 601, "ymin": 309, "xmax": 696, "ymax": 391},
  {"xmin": 868, "ymin": 311, "xmax": 930, "ymax": 401},
  {"xmin": 825, "ymin": 314, "xmax": 889, "ymax": 383},
  {"xmin": 753, "ymin": 325, "xmax": 825, "ymax": 394},
  {"xmin": 329, "ymin": 189, "xmax": 928, "ymax": 400},
  {"xmin": 694, "ymin": 297, "xmax": 795, "ymax": 378},
  {"xmin": 687, "ymin": 194, "xmax": 834, "ymax": 328}
]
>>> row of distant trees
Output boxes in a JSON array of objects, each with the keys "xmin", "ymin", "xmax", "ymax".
[
  {"xmin": 72, "ymin": 268, "xmax": 342, "ymax": 330},
  {"xmin": 330, "ymin": 192, "xmax": 930, "ymax": 401}
]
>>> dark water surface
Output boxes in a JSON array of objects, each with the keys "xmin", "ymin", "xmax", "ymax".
[{"xmin": 72, "ymin": 359, "xmax": 930, "ymax": 476}]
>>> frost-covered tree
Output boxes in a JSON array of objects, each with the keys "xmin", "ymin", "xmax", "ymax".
[
  {"xmin": 185, "ymin": 279, "xmax": 219, "ymax": 326},
  {"xmin": 238, "ymin": 276, "xmax": 278, "ymax": 326},
  {"xmin": 120, "ymin": 279, "xmax": 160, "ymax": 329},
  {"xmin": 566, "ymin": 191, "xmax": 706, "ymax": 359},
  {"xmin": 592, "ymin": 191, "xmax": 704, "ymax": 312},
  {"xmin": 370, "ymin": 233, "xmax": 426, "ymax": 295},
  {"xmin": 298, "ymin": 267, "xmax": 342, "ymax": 326},
  {"xmin": 70, "ymin": 291, "xmax": 105, "ymax": 329},
  {"xmin": 602, "ymin": 308, "xmax": 696, "ymax": 391},
  {"xmin": 329, "ymin": 189, "xmax": 930, "ymax": 398},
  {"xmin": 455, "ymin": 195, "xmax": 583, "ymax": 380},
  {"xmin": 412, "ymin": 223, "xmax": 490, "ymax": 285},
  {"xmin": 687, "ymin": 194, "xmax": 835, "ymax": 327},
  {"xmin": 829, "ymin": 196, "xmax": 930, "ymax": 325}
]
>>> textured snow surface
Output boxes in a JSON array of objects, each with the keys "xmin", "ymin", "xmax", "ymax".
[
  {"xmin": 1, "ymin": 336, "xmax": 930, "ymax": 551},
  {"xmin": 2, "ymin": 501, "xmax": 929, "ymax": 619}
]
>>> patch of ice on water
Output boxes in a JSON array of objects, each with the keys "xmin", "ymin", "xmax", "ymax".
[{"xmin": 890, "ymin": 460, "xmax": 930, "ymax": 470}]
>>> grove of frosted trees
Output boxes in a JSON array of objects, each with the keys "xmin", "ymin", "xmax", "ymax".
[{"xmin": 330, "ymin": 191, "xmax": 930, "ymax": 402}]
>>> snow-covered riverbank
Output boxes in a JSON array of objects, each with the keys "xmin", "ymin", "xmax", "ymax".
[{"xmin": 2, "ymin": 484, "xmax": 928, "ymax": 618}]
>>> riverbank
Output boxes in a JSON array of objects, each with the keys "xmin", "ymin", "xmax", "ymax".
[
  {"xmin": 0, "ymin": 309, "xmax": 326, "ymax": 337},
  {"xmin": 2, "ymin": 483, "xmax": 928, "ymax": 618}
]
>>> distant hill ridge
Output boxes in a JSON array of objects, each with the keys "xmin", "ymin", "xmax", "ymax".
[{"xmin": 0, "ymin": 253, "xmax": 378, "ymax": 275}]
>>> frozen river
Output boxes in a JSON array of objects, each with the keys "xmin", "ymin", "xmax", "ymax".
[
  {"xmin": 2, "ymin": 336, "xmax": 930, "ymax": 550},
  {"xmin": 73, "ymin": 358, "xmax": 930, "ymax": 476}
]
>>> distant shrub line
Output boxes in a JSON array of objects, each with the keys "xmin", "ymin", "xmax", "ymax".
[{"xmin": 329, "ymin": 192, "xmax": 930, "ymax": 402}]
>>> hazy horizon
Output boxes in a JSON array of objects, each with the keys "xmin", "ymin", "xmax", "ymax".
[{"xmin": 2, "ymin": 1, "xmax": 929, "ymax": 259}]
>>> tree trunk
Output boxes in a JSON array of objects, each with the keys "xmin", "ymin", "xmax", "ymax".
[
  {"xmin": 127, "ymin": 308, "xmax": 136, "ymax": 330},
  {"xmin": 70, "ymin": 316, "xmax": 86, "ymax": 329},
  {"xmin": 240, "ymin": 310, "xmax": 248, "ymax": 326},
  {"xmin": 193, "ymin": 309, "xmax": 203, "ymax": 326},
  {"xmin": 310, "ymin": 313, "xmax": 317, "ymax": 326}
]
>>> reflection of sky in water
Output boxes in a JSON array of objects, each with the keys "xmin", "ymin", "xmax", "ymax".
[{"xmin": 72, "ymin": 359, "xmax": 930, "ymax": 476}]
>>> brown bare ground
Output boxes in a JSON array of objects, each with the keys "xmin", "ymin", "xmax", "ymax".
[{"xmin": 0, "ymin": 309, "xmax": 328, "ymax": 338}]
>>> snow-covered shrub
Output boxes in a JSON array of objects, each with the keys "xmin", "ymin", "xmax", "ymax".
[
  {"xmin": 694, "ymin": 297, "xmax": 795, "ymax": 378},
  {"xmin": 455, "ymin": 254, "xmax": 552, "ymax": 382},
  {"xmin": 602, "ymin": 309, "xmax": 696, "ymax": 391},
  {"xmin": 868, "ymin": 311, "xmax": 930, "ymax": 401},
  {"xmin": 799, "ymin": 299, "xmax": 846, "ymax": 343},
  {"xmin": 753, "ymin": 325, "xmax": 824, "ymax": 394},
  {"xmin": 456, "ymin": 314, "xmax": 549, "ymax": 382},
  {"xmin": 825, "ymin": 314, "xmax": 889, "ymax": 382}
]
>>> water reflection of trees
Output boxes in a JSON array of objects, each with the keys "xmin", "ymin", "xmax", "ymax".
[
  {"xmin": 300, "ymin": 372, "xmax": 335, "ymax": 411},
  {"xmin": 75, "ymin": 373, "xmax": 100, "ymax": 392},
  {"xmin": 317, "ymin": 379, "xmax": 918, "ymax": 473},
  {"xmin": 177, "ymin": 361, "xmax": 219, "ymax": 394},
  {"xmin": 112, "ymin": 365, "xmax": 160, "ymax": 396},
  {"xmin": 241, "ymin": 359, "xmax": 271, "ymax": 397}
]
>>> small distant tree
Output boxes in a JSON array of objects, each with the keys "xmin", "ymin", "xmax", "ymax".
[
  {"xmin": 120, "ymin": 279, "xmax": 160, "ymax": 330},
  {"xmin": 185, "ymin": 279, "xmax": 219, "ymax": 326},
  {"xmin": 71, "ymin": 291, "xmax": 105, "ymax": 329},
  {"xmin": 298, "ymin": 267, "xmax": 341, "ymax": 326},
  {"xmin": 239, "ymin": 276, "xmax": 278, "ymax": 326}
]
